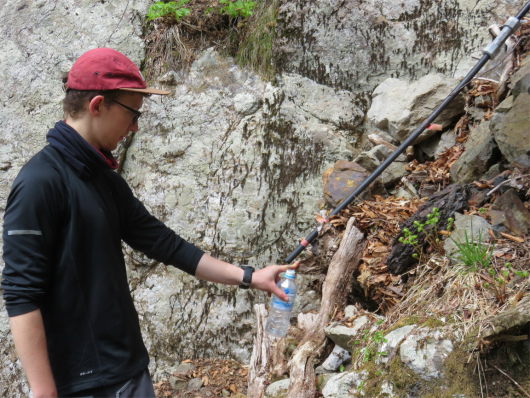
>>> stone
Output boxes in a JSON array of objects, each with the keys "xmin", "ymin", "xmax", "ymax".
[
  {"xmin": 481, "ymin": 164, "xmax": 504, "ymax": 181},
  {"xmin": 324, "ymin": 314, "xmax": 383, "ymax": 352},
  {"xmin": 321, "ymin": 345, "xmax": 352, "ymax": 371},
  {"xmin": 444, "ymin": 213, "xmax": 492, "ymax": 258},
  {"xmin": 381, "ymin": 162, "xmax": 409, "ymax": 187},
  {"xmin": 169, "ymin": 376, "xmax": 188, "ymax": 391},
  {"xmin": 395, "ymin": 181, "xmax": 419, "ymax": 199},
  {"xmin": 490, "ymin": 93, "xmax": 530, "ymax": 162},
  {"xmin": 490, "ymin": 189, "xmax": 530, "ymax": 237},
  {"xmin": 450, "ymin": 122, "xmax": 501, "ymax": 184},
  {"xmin": 399, "ymin": 328, "xmax": 454, "ymax": 380},
  {"xmin": 355, "ymin": 145, "xmax": 407, "ymax": 172},
  {"xmin": 188, "ymin": 377, "xmax": 203, "ymax": 391},
  {"xmin": 511, "ymin": 155, "xmax": 530, "ymax": 169},
  {"xmin": 367, "ymin": 74, "xmax": 465, "ymax": 144},
  {"xmin": 378, "ymin": 325, "xmax": 416, "ymax": 365},
  {"xmin": 322, "ymin": 160, "xmax": 383, "ymax": 207},
  {"xmin": 418, "ymin": 131, "xmax": 457, "ymax": 158},
  {"xmin": 264, "ymin": 378, "xmax": 290, "ymax": 398},
  {"xmin": 510, "ymin": 55, "xmax": 530, "ymax": 100},
  {"xmin": 321, "ymin": 370, "xmax": 368, "ymax": 398}
]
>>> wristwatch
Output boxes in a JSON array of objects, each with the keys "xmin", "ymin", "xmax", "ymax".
[{"xmin": 239, "ymin": 266, "xmax": 255, "ymax": 289}]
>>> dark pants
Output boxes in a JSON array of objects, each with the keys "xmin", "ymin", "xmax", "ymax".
[{"xmin": 65, "ymin": 368, "xmax": 155, "ymax": 398}]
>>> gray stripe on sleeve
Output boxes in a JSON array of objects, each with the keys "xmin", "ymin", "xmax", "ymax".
[{"xmin": 7, "ymin": 230, "xmax": 43, "ymax": 236}]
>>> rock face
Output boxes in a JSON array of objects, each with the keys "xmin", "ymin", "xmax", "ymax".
[
  {"xmin": 274, "ymin": 0, "xmax": 521, "ymax": 94},
  {"xmin": 0, "ymin": 0, "xmax": 526, "ymax": 395},
  {"xmin": 0, "ymin": 1, "xmax": 353, "ymax": 393}
]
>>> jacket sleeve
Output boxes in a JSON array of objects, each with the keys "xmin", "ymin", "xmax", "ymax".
[
  {"xmin": 1, "ymin": 163, "xmax": 65, "ymax": 317},
  {"xmin": 114, "ymin": 174, "xmax": 204, "ymax": 276}
]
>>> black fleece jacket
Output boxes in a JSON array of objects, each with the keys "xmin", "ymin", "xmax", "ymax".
[{"xmin": 2, "ymin": 121, "xmax": 204, "ymax": 396}]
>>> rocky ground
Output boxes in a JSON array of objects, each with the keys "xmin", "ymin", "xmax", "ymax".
[
  {"xmin": 152, "ymin": 16, "xmax": 530, "ymax": 398},
  {"xmin": 154, "ymin": 358, "xmax": 249, "ymax": 398}
]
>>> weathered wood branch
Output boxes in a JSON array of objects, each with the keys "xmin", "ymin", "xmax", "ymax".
[
  {"xmin": 287, "ymin": 217, "xmax": 366, "ymax": 398},
  {"xmin": 247, "ymin": 304, "xmax": 276, "ymax": 398}
]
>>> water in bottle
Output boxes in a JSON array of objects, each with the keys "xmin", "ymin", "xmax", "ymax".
[{"xmin": 265, "ymin": 269, "xmax": 297, "ymax": 337}]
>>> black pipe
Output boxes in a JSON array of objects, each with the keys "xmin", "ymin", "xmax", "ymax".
[{"xmin": 284, "ymin": 3, "xmax": 530, "ymax": 263}]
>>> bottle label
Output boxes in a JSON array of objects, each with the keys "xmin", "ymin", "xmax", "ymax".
[{"xmin": 271, "ymin": 293, "xmax": 296, "ymax": 310}]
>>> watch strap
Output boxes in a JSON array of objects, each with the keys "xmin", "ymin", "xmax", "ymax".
[{"xmin": 239, "ymin": 266, "xmax": 254, "ymax": 289}]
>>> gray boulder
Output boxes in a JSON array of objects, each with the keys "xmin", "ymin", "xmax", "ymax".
[
  {"xmin": 490, "ymin": 92, "xmax": 530, "ymax": 163},
  {"xmin": 450, "ymin": 121, "xmax": 501, "ymax": 184},
  {"xmin": 367, "ymin": 74, "xmax": 465, "ymax": 144},
  {"xmin": 444, "ymin": 213, "xmax": 492, "ymax": 258}
]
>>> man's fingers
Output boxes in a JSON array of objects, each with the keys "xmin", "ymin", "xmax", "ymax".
[
  {"xmin": 272, "ymin": 285, "xmax": 289, "ymax": 301},
  {"xmin": 276, "ymin": 261, "xmax": 300, "ymax": 274}
]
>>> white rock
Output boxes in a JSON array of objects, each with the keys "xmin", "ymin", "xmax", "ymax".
[
  {"xmin": 322, "ymin": 370, "xmax": 368, "ymax": 398},
  {"xmin": 378, "ymin": 325, "xmax": 416, "ymax": 364},
  {"xmin": 399, "ymin": 328, "xmax": 454, "ymax": 380},
  {"xmin": 322, "ymin": 345, "xmax": 352, "ymax": 371},
  {"xmin": 264, "ymin": 378, "xmax": 290, "ymax": 398}
]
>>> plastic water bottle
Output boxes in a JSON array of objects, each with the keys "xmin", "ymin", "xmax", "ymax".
[{"xmin": 265, "ymin": 269, "xmax": 297, "ymax": 337}]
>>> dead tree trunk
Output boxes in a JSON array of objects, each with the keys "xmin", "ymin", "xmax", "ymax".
[
  {"xmin": 287, "ymin": 217, "xmax": 366, "ymax": 398},
  {"xmin": 247, "ymin": 304, "xmax": 277, "ymax": 398}
]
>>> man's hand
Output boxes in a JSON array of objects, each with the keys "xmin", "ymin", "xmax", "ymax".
[
  {"xmin": 250, "ymin": 261, "xmax": 300, "ymax": 301},
  {"xmin": 195, "ymin": 254, "xmax": 299, "ymax": 300}
]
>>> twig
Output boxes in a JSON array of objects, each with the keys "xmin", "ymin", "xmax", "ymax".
[
  {"xmin": 487, "ymin": 180, "xmax": 510, "ymax": 196},
  {"xmin": 491, "ymin": 364, "xmax": 530, "ymax": 397},
  {"xmin": 473, "ymin": 77, "xmax": 500, "ymax": 84}
]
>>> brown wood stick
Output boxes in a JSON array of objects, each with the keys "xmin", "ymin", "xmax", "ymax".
[{"xmin": 491, "ymin": 364, "xmax": 530, "ymax": 397}]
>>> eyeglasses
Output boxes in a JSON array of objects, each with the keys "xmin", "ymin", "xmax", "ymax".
[{"xmin": 113, "ymin": 100, "xmax": 142, "ymax": 125}]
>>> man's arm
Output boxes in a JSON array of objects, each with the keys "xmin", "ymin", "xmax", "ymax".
[
  {"xmin": 10, "ymin": 310, "xmax": 57, "ymax": 398},
  {"xmin": 194, "ymin": 253, "xmax": 299, "ymax": 301}
]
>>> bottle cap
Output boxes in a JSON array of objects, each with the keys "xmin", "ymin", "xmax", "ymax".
[{"xmin": 285, "ymin": 269, "xmax": 295, "ymax": 279}]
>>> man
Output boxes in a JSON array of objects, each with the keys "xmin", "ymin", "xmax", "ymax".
[{"xmin": 1, "ymin": 48, "xmax": 296, "ymax": 398}]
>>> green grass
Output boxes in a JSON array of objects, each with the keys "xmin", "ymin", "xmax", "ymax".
[{"xmin": 236, "ymin": 0, "xmax": 278, "ymax": 80}]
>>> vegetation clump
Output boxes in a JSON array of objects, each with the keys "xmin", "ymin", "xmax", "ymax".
[{"xmin": 142, "ymin": 0, "xmax": 278, "ymax": 81}]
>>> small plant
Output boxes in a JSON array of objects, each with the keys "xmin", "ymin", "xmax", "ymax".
[
  {"xmin": 357, "ymin": 380, "xmax": 365, "ymax": 392},
  {"xmin": 450, "ymin": 227, "xmax": 494, "ymax": 273},
  {"xmin": 219, "ymin": 0, "xmax": 256, "ymax": 18},
  {"xmin": 146, "ymin": 0, "xmax": 191, "ymax": 23},
  {"xmin": 483, "ymin": 263, "xmax": 529, "ymax": 304},
  {"xmin": 399, "ymin": 207, "xmax": 452, "ymax": 262}
]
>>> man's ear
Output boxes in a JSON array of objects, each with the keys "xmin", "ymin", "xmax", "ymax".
[{"xmin": 88, "ymin": 95, "xmax": 106, "ymax": 117}]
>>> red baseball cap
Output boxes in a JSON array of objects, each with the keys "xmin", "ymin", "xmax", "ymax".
[{"xmin": 66, "ymin": 48, "xmax": 170, "ymax": 95}]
